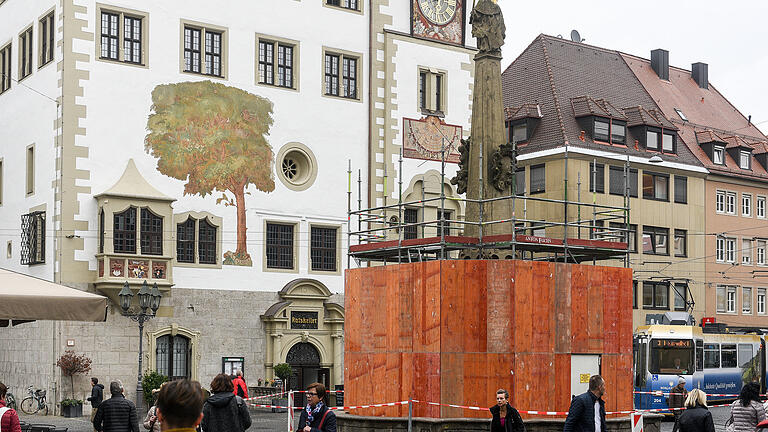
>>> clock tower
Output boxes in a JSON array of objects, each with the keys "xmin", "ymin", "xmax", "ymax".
[{"xmin": 411, "ymin": 0, "xmax": 466, "ymax": 46}]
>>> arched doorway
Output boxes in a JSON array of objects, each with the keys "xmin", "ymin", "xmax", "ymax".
[{"xmin": 286, "ymin": 342, "xmax": 328, "ymax": 406}]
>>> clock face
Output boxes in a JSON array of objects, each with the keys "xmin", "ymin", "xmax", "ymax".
[{"xmin": 417, "ymin": 0, "xmax": 458, "ymax": 25}]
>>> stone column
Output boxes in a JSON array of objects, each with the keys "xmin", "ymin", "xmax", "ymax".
[
  {"xmin": 331, "ymin": 332, "xmax": 344, "ymax": 385},
  {"xmin": 271, "ymin": 333, "xmax": 283, "ymax": 377}
]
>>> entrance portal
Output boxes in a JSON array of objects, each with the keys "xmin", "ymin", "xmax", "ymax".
[{"xmin": 286, "ymin": 342, "xmax": 329, "ymax": 406}]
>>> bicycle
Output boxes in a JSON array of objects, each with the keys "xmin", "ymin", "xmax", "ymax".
[
  {"xmin": 5, "ymin": 388, "xmax": 16, "ymax": 410},
  {"xmin": 20, "ymin": 386, "xmax": 48, "ymax": 415}
]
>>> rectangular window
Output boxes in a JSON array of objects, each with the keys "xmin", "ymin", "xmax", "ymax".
[
  {"xmin": 642, "ymin": 281, "xmax": 668, "ymax": 309},
  {"xmin": 742, "ymin": 238, "xmax": 752, "ymax": 265},
  {"xmin": 757, "ymin": 240, "xmax": 766, "ymax": 265},
  {"xmin": 325, "ymin": 51, "xmax": 359, "ymax": 99},
  {"xmin": 758, "ymin": 288, "xmax": 766, "ymax": 315},
  {"xmin": 419, "ymin": 71, "xmax": 426, "ymax": 110},
  {"xmin": 259, "ymin": 41, "xmax": 274, "ymax": 85},
  {"xmin": 435, "ymin": 74, "xmax": 442, "ymax": 111},
  {"xmin": 727, "ymin": 286, "xmax": 737, "ymax": 313},
  {"xmin": 20, "ymin": 211, "xmax": 45, "ymax": 265},
  {"xmin": 342, "ymin": 56, "xmax": 357, "ymax": 99},
  {"xmin": 176, "ymin": 219, "xmax": 195, "ymax": 263},
  {"xmin": 276, "ymin": 44, "xmax": 294, "ymax": 88},
  {"xmin": 674, "ymin": 176, "xmax": 687, "ymax": 204},
  {"xmin": 140, "ymin": 208, "xmax": 163, "ymax": 256},
  {"xmin": 418, "ymin": 70, "xmax": 446, "ymax": 113},
  {"xmin": 611, "ymin": 122, "xmax": 626, "ymax": 145},
  {"xmin": 726, "ymin": 237, "xmax": 736, "ymax": 263},
  {"xmin": 26, "ymin": 145, "xmax": 34, "ymax": 195},
  {"xmin": 512, "ymin": 123, "xmax": 527, "ymax": 144},
  {"xmin": 589, "ymin": 162, "xmax": 604, "ymax": 193},
  {"xmin": 673, "ymin": 283, "xmax": 687, "ymax": 311},
  {"xmin": 713, "ymin": 146, "xmax": 724, "ymax": 165},
  {"xmin": 642, "ymin": 226, "xmax": 669, "ymax": 255},
  {"xmin": 726, "ymin": 192, "xmax": 736, "ymax": 215},
  {"xmin": 662, "ymin": 132, "xmax": 675, "ymax": 153},
  {"xmin": 0, "ymin": 43, "xmax": 10, "ymax": 93},
  {"xmin": 123, "ymin": 15, "xmax": 142, "ymax": 64},
  {"xmin": 204, "ymin": 30, "xmax": 222, "ymax": 77},
  {"xmin": 19, "ymin": 27, "xmax": 33, "ymax": 80},
  {"xmin": 608, "ymin": 166, "xmax": 638, "ymax": 197},
  {"xmin": 742, "ymin": 193, "xmax": 752, "ymax": 217},
  {"xmin": 197, "ymin": 219, "xmax": 217, "ymax": 264},
  {"xmin": 633, "ymin": 280, "xmax": 638, "ymax": 309},
  {"xmin": 757, "ymin": 196, "xmax": 766, "ymax": 218},
  {"xmin": 743, "ymin": 287, "xmax": 752, "ymax": 314},
  {"xmin": 594, "ymin": 118, "xmax": 610, "ymax": 142},
  {"xmin": 324, "ymin": 53, "xmax": 339, "ymax": 96},
  {"xmin": 530, "ymin": 164, "xmax": 545, "ymax": 194},
  {"xmin": 609, "ymin": 223, "xmax": 637, "ymax": 252},
  {"xmin": 403, "ymin": 208, "xmax": 418, "ymax": 240},
  {"xmin": 184, "ymin": 27, "xmax": 201, "ymax": 73},
  {"xmin": 704, "ymin": 343, "xmax": 720, "ymax": 368},
  {"xmin": 674, "ymin": 229, "xmax": 686, "ymax": 257},
  {"xmin": 326, "ymin": 0, "xmax": 359, "ymax": 10},
  {"xmin": 740, "ymin": 150, "xmax": 751, "ymax": 169},
  {"xmin": 646, "ymin": 129, "xmax": 659, "ymax": 150},
  {"xmin": 100, "ymin": 12, "xmax": 119, "ymax": 60},
  {"xmin": 311, "ymin": 227, "xmax": 337, "ymax": 272},
  {"xmin": 716, "ymin": 190, "xmax": 726, "ymax": 213},
  {"xmin": 114, "ymin": 208, "xmax": 137, "ymax": 254},
  {"xmin": 437, "ymin": 210, "xmax": 451, "ymax": 237},
  {"xmin": 515, "ymin": 168, "xmax": 525, "ymax": 195},
  {"xmin": 716, "ymin": 236, "xmax": 725, "ymax": 262},
  {"xmin": 717, "ymin": 286, "xmax": 727, "ymax": 313},
  {"xmin": 40, "ymin": 12, "xmax": 55, "ymax": 66},
  {"xmin": 721, "ymin": 344, "xmax": 737, "ymax": 368},
  {"xmin": 266, "ymin": 223, "xmax": 294, "ymax": 269},
  {"xmin": 642, "ymin": 172, "xmax": 668, "ymax": 201}
]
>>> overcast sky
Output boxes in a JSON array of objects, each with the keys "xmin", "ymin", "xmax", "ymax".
[{"xmin": 497, "ymin": 0, "xmax": 768, "ymax": 135}]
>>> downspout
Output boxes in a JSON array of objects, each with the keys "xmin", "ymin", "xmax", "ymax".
[{"xmin": 367, "ymin": 0, "xmax": 374, "ymax": 210}]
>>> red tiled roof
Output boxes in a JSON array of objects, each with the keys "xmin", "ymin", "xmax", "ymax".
[
  {"xmin": 570, "ymin": 96, "xmax": 627, "ymax": 120},
  {"xmin": 722, "ymin": 135, "xmax": 753, "ymax": 150},
  {"xmin": 695, "ymin": 130, "xmax": 727, "ymax": 144},
  {"xmin": 504, "ymin": 103, "xmax": 543, "ymax": 121},
  {"xmin": 752, "ymin": 141, "xmax": 768, "ymax": 155}
]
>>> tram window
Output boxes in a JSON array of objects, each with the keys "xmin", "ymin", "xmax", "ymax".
[
  {"xmin": 721, "ymin": 344, "xmax": 737, "ymax": 368},
  {"xmin": 704, "ymin": 343, "xmax": 720, "ymax": 368},
  {"xmin": 649, "ymin": 339, "xmax": 693, "ymax": 374},
  {"xmin": 634, "ymin": 341, "xmax": 647, "ymax": 387},
  {"xmin": 696, "ymin": 340, "xmax": 703, "ymax": 371},
  {"xmin": 738, "ymin": 344, "xmax": 754, "ymax": 368}
]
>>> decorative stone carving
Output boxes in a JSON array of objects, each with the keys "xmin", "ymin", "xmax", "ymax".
[
  {"xmin": 489, "ymin": 142, "xmax": 516, "ymax": 192},
  {"xmin": 450, "ymin": 137, "xmax": 470, "ymax": 195},
  {"xmin": 469, "ymin": 0, "xmax": 505, "ymax": 57}
]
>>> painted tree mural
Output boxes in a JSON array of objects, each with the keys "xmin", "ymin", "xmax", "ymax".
[{"xmin": 145, "ymin": 81, "xmax": 275, "ymax": 266}]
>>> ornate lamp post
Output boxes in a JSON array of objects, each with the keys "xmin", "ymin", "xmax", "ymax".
[{"xmin": 118, "ymin": 280, "xmax": 162, "ymax": 413}]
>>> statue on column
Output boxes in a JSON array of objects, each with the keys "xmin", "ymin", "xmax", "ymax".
[{"xmin": 469, "ymin": 0, "xmax": 506, "ymax": 57}]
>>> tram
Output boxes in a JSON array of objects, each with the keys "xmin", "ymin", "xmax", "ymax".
[{"xmin": 633, "ymin": 324, "xmax": 765, "ymax": 410}]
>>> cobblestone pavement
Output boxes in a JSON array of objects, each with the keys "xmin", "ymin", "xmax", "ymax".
[{"xmin": 19, "ymin": 408, "xmax": 297, "ymax": 432}]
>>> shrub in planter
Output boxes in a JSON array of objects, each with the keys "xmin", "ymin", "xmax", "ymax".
[
  {"xmin": 56, "ymin": 350, "xmax": 91, "ymax": 417},
  {"xmin": 61, "ymin": 398, "xmax": 83, "ymax": 418}
]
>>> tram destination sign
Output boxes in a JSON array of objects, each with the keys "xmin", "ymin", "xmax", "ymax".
[
  {"xmin": 651, "ymin": 339, "xmax": 692, "ymax": 348},
  {"xmin": 291, "ymin": 311, "xmax": 319, "ymax": 329}
]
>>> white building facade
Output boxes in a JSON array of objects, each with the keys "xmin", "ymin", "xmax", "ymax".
[{"xmin": 0, "ymin": 0, "xmax": 474, "ymax": 410}]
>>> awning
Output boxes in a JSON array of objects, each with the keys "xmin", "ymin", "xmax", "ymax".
[{"xmin": 0, "ymin": 268, "xmax": 107, "ymax": 324}]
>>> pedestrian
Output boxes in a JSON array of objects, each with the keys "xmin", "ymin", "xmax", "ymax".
[
  {"xmin": 729, "ymin": 382, "xmax": 766, "ymax": 432},
  {"xmin": 668, "ymin": 377, "xmax": 687, "ymax": 432},
  {"xmin": 0, "ymin": 382, "xmax": 21, "ymax": 432},
  {"xmin": 143, "ymin": 384, "xmax": 167, "ymax": 432},
  {"xmin": 93, "ymin": 381, "xmax": 139, "ymax": 432},
  {"xmin": 489, "ymin": 388, "xmax": 525, "ymax": 432},
  {"xmin": 677, "ymin": 389, "xmax": 714, "ymax": 432},
  {"xmin": 298, "ymin": 382, "xmax": 336, "ymax": 432},
  {"xmin": 232, "ymin": 371, "xmax": 249, "ymax": 400},
  {"xmin": 200, "ymin": 373, "xmax": 251, "ymax": 432},
  {"xmin": 88, "ymin": 377, "xmax": 105, "ymax": 432},
  {"xmin": 563, "ymin": 375, "xmax": 606, "ymax": 432},
  {"xmin": 155, "ymin": 379, "xmax": 205, "ymax": 432}
]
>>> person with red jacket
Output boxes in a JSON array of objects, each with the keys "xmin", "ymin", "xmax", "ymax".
[
  {"xmin": 232, "ymin": 371, "xmax": 248, "ymax": 400},
  {"xmin": 0, "ymin": 382, "xmax": 22, "ymax": 432}
]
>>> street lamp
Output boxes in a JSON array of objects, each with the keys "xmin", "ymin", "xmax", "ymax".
[{"xmin": 118, "ymin": 280, "xmax": 162, "ymax": 413}]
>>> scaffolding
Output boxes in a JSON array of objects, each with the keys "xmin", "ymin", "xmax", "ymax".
[{"xmin": 347, "ymin": 142, "xmax": 633, "ymax": 266}]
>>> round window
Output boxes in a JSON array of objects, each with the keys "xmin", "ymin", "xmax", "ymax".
[{"xmin": 275, "ymin": 143, "xmax": 317, "ymax": 191}]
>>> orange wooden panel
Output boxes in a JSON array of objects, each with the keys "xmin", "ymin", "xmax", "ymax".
[
  {"xmin": 344, "ymin": 270, "xmax": 361, "ymax": 353},
  {"xmin": 486, "ymin": 261, "xmax": 514, "ymax": 353},
  {"xmin": 513, "ymin": 260, "xmax": 534, "ymax": 353},
  {"xmin": 440, "ymin": 260, "xmax": 463, "ymax": 353},
  {"xmin": 553, "ymin": 353, "xmax": 572, "ymax": 413},
  {"xmin": 413, "ymin": 352, "xmax": 441, "ymax": 418},
  {"xmin": 464, "ymin": 260, "xmax": 488, "ymax": 354},
  {"xmin": 601, "ymin": 355, "xmax": 618, "ymax": 414},
  {"xmin": 554, "ymin": 263, "xmax": 572, "ymax": 354},
  {"xmin": 397, "ymin": 264, "xmax": 415, "ymax": 352},
  {"xmin": 531, "ymin": 262, "xmax": 554, "ymax": 353},
  {"xmin": 602, "ymin": 267, "xmax": 620, "ymax": 353}
]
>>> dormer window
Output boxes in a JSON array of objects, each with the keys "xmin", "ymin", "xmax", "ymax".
[
  {"xmin": 713, "ymin": 146, "xmax": 725, "ymax": 165},
  {"xmin": 592, "ymin": 117, "xmax": 626, "ymax": 145},
  {"xmin": 646, "ymin": 129, "xmax": 659, "ymax": 151},
  {"xmin": 512, "ymin": 123, "xmax": 527, "ymax": 144},
  {"xmin": 740, "ymin": 150, "xmax": 751, "ymax": 170},
  {"xmin": 662, "ymin": 133, "xmax": 675, "ymax": 153}
]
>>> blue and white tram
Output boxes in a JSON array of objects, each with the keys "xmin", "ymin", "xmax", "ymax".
[{"xmin": 633, "ymin": 325, "xmax": 765, "ymax": 410}]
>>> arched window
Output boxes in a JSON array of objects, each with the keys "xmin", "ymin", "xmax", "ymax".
[
  {"xmin": 198, "ymin": 219, "xmax": 217, "ymax": 264},
  {"xmin": 177, "ymin": 218, "xmax": 195, "ymax": 263},
  {"xmin": 140, "ymin": 208, "xmax": 163, "ymax": 255},
  {"xmin": 156, "ymin": 334, "xmax": 191, "ymax": 380},
  {"xmin": 114, "ymin": 208, "xmax": 136, "ymax": 253},
  {"xmin": 286, "ymin": 342, "xmax": 320, "ymax": 366}
]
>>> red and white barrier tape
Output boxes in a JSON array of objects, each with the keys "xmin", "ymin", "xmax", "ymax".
[
  {"xmin": 633, "ymin": 390, "xmax": 768, "ymax": 398},
  {"xmin": 244, "ymin": 390, "xmax": 289, "ymax": 401}
]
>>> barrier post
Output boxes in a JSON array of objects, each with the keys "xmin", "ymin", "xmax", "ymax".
[
  {"xmin": 288, "ymin": 391, "xmax": 294, "ymax": 432},
  {"xmin": 407, "ymin": 399, "xmax": 413, "ymax": 432},
  {"xmin": 631, "ymin": 412, "xmax": 643, "ymax": 432}
]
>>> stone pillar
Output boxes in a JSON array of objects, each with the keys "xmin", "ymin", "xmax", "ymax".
[
  {"xmin": 331, "ymin": 332, "xmax": 344, "ymax": 385},
  {"xmin": 271, "ymin": 333, "xmax": 283, "ymax": 376}
]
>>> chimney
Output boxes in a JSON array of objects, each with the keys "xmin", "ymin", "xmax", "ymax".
[
  {"xmin": 692, "ymin": 62, "xmax": 708, "ymax": 89},
  {"xmin": 651, "ymin": 49, "xmax": 669, "ymax": 80}
]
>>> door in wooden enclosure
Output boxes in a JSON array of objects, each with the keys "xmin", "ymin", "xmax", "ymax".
[{"xmin": 571, "ymin": 354, "xmax": 601, "ymax": 398}]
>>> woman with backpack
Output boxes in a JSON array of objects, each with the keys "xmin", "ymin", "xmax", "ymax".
[{"xmin": 201, "ymin": 374, "xmax": 251, "ymax": 432}]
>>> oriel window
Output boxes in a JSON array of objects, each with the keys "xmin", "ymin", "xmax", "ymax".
[
  {"xmin": 140, "ymin": 208, "xmax": 162, "ymax": 255},
  {"xmin": 114, "ymin": 208, "xmax": 137, "ymax": 254}
]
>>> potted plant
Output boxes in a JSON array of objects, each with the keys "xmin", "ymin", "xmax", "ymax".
[
  {"xmin": 56, "ymin": 350, "xmax": 92, "ymax": 418},
  {"xmin": 272, "ymin": 363, "xmax": 292, "ymax": 413}
]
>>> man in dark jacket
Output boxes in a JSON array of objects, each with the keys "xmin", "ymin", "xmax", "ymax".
[
  {"xmin": 201, "ymin": 373, "xmax": 251, "ymax": 432},
  {"xmin": 88, "ymin": 377, "xmax": 105, "ymax": 431},
  {"xmin": 563, "ymin": 375, "xmax": 606, "ymax": 432},
  {"xmin": 298, "ymin": 382, "xmax": 336, "ymax": 432},
  {"xmin": 668, "ymin": 377, "xmax": 688, "ymax": 432},
  {"xmin": 93, "ymin": 381, "xmax": 139, "ymax": 432}
]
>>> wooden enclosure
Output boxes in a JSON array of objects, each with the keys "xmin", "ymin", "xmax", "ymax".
[{"xmin": 344, "ymin": 260, "xmax": 633, "ymax": 418}]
